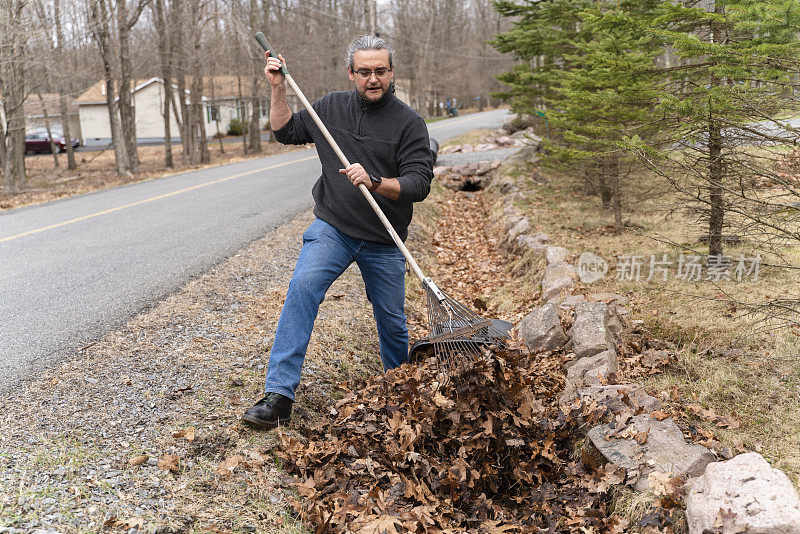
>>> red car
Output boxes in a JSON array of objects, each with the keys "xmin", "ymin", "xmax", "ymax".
[{"xmin": 25, "ymin": 131, "xmax": 80, "ymax": 154}]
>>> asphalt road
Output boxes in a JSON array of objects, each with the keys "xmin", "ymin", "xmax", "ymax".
[{"xmin": 0, "ymin": 108, "xmax": 511, "ymax": 392}]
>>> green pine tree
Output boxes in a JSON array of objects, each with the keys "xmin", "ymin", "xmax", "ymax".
[
  {"xmin": 492, "ymin": 0, "xmax": 663, "ymax": 226},
  {"xmin": 491, "ymin": 0, "xmax": 594, "ymax": 125},
  {"xmin": 636, "ymin": 0, "xmax": 800, "ymax": 255},
  {"xmin": 546, "ymin": 0, "xmax": 663, "ymax": 226}
]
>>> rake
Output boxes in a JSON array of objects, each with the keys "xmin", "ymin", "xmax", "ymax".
[{"xmin": 255, "ymin": 33, "xmax": 508, "ymax": 381}]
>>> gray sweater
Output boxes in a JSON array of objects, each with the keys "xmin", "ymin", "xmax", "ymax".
[{"xmin": 274, "ymin": 89, "xmax": 433, "ymax": 244}]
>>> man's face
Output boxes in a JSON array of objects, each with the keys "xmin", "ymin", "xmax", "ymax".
[{"xmin": 348, "ymin": 49, "xmax": 393, "ymax": 102}]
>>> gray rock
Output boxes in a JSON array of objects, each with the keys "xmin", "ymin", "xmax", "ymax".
[
  {"xmin": 517, "ymin": 303, "xmax": 568, "ymax": 352},
  {"xmin": 541, "ymin": 263, "xmax": 576, "ymax": 301},
  {"xmin": 514, "ymin": 234, "xmax": 546, "ymax": 254},
  {"xmin": 607, "ymin": 313, "xmax": 624, "ymax": 337},
  {"xmin": 560, "ymin": 294, "xmax": 587, "ymax": 310},
  {"xmin": 506, "ymin": 145, "xmax": 540, "ymax": 165},
  {"xmin": 546, "ymin": 246, "xmax": 570, "ymax": 265},
  {"xmin": 686, "ymin": 452, "xmax": 800, "ymax": 534},
  {"xmin": 508, "ymin": 218, "xmax": 531, "ymax": 240},
  {"xmin": 571, "ymin": 302, "xmax": 615, "ymax": 359},
  {"xmin": 474, "ymin": 143, "xmax": 497, "ymax": 152},
  {"xmin": 530, "ymin": 232, "xmax": 550, "ymax": 244},
  {"xmin": 504, "ymin": 215, "xmax": 523, "ymax": 231},
  {"xmin": 566, "ymin": 349, "xmax": 618, "ymax": 386},
  {"xmin": 588, "ymin": 414, "xmax": 716, "ymax": 492},
  {"xmin": 576, "ymin": 384, "xmax": 662, "ymax": 414}
]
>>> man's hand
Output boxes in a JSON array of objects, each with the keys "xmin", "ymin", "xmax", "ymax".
[
  {"xmin": 340, "ymin": 163, "xmax": 378, "ymax": 192},
  {"xmin": 264, "ymin": 51, "xmax": 287, "ymax": 87}
]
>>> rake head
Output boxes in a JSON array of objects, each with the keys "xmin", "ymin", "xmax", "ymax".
[{"xmin": 423, "ymin": 277, "xmax": 508, "ymax": 383}]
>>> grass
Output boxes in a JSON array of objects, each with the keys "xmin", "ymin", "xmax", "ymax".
[
  {"xmin": 424, "ymin": 116, "xmax": 450, "ymax": 124},
  {"xmin": 441, "ymin": 128, "xmax": 496, "ymax": 147},
  {"xmin": 501, "ymin": 156, "xmax": 800, "ymax": 487}
]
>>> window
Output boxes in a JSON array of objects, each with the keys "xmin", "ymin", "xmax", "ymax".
[{"xmin": 206, "ymin": 105, "xmax": 219, "ymax": 122}]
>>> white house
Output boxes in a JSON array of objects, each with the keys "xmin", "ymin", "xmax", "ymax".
[
  {"xmin": 1, "ymin": 93, "xmax": 82, "ymax": 142},
  {"xmin": 24, "ymin": 94, "xmax": 82, "ymax": 142},
  {"xmin": 74, "ymin": 76, "xmax": 299, "ymax": 142}
]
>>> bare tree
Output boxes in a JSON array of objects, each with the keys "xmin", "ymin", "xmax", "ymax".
[
  {"xmin": 36, "ymin": 91, "xmax": 60, "ymax": 168},
  {"xmin": 247, "ymin": 0, "xmax": 263, "ymax": 154},
  {"xmin": 1, "ymin": 0, "xmax": 29, "ymax": 193},
  {"xmin": 54, "ymin": 0, "xmax": 77, "ymax": 170},
  {"xmin": 89, "ymin": 0, "xmax": 132, "ymax": 176},
  {"xmin": 116, "ymin": 0, "xmax": 151, "ymax": 175},
  {"xmin": 153, "ymin": 0, "xmax": 175, "ymax": 167}
]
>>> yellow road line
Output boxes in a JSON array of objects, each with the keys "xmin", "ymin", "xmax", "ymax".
[{"xmin": 0, "ymin": 154, "xmax": 318, "ymax": 244}]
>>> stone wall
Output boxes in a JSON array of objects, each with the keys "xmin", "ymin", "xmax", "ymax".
[{"xmin": 491, "ymin": 130, "xmax": 800, "ymax": 534}]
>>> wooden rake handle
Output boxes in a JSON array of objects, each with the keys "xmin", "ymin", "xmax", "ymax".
[{"xmin": 255, "ymin": 32, "xmax": 428, "ymax": 286}]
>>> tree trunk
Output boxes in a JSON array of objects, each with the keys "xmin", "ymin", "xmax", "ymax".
[
  {"xmin": 599, "ymin": 163, "xmax": 613, "ymax": 209},
  {"xmin": 1, "ymin": 0, "xmax": 27, "ymax": 193},
  {"xmin": 707, "ymin": 0, "xmax": 725, "ymax": 256},
  {"xmin": 209, "ymin": 77, "xmax": 224, "ymax": 154},
  {"xmin": 91, "ymin": 0, "xmax": 130, "ymax": 176},
  {"xmin": 54, "ymin": 0, "xmax": 76, "ymax": 170},
  {"xmin": 249, "ymin": 87, "xmax": 262, "ymax": 153},
  {"xmin": 248, "ymin": 0, "xmax": 262, "ymax": 153},
  {"xmin": 190, "ymin": 53, "xmax": 209, "ymax": 164},
  {"xmin": 9, "ymin": 122, "xmax": 25, "ymax": 193},
  {"xmin": 707, "ymin": 120, "xmax": 724, "ymax": 256},
  {"xmin": 416, "ymin": 9, "xmax": 436, "ymax": 118},
  {"xmin": 237, "ymin": 74, "xmax": 248, "ymax": 154},
  {"xmin": 58, "ymin": 94, "xmax": 76, "ymax": 170},
  {"xmin": 117, "ymin": 1, "xmax": 139, "ymax": 174},
  {"xmin": 611, "ymin": 157, "xmax": 623, "ymax": 228},
  {"xmin": 37, "ymin": 91, "xmax": 61, "ymax": 169},
  {"xmin": 177, "ymin": 73, "xmax": 192, "ymax": 164},
  {"xmin": 153, "ymin": 0, "xmax": 173, "ymax": 168},
  {"xmin": 104, "ymin": 59, "xmax": 132, "ymax": 177},
  {"xmin": 0, "ymin": 114, "xmax": 6, "ymax": 185}
]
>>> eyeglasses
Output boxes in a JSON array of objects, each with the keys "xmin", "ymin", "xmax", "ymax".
[{"xmin": 352, "ymin": 67, "xmax": 391, "ymax": 79}]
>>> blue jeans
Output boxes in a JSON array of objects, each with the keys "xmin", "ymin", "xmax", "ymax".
[{"xmin": 264, "ymin": 219, "xmax": 408, "ymax": 400}]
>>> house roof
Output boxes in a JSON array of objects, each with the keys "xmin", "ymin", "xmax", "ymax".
[
  {"xmin": 74, "ymin": 77, "xmax": 163, "ymax": 105},
  {"xmin": 23, "ymin": 93, "xmax": 79, "ymax": 117},
  {"xmin": 74, "ymin": 76, "xmax": 283, "ymax": 106}
]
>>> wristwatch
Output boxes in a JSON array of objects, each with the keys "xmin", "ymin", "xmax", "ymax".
[{"xmin": 369, "ymin": 172, "xmax": 382, "ymax": 190}]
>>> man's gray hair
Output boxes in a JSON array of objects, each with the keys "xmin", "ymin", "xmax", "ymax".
[{"xmin": 345, "ymin": 35, "xmax": 394, "ymax": 71}]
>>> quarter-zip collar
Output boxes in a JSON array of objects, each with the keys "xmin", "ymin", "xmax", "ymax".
[{"xmin": 358, "ymin": 86, "xmax": 393, "ymax": 110}]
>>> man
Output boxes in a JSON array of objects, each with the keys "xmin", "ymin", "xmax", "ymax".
[{"xmin": 242, "ymin": 35, "xmax": 434, "ymax": 430}]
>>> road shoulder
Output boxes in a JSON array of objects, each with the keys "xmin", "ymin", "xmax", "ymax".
[{"xmin": 0, "ymin": 209, "xmax": 381, "ymax": 532}]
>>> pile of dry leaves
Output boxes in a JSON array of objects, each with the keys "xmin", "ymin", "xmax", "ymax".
[{"xmin": 276, "ymin": 344, "xmax": 629, "ymax": 533}]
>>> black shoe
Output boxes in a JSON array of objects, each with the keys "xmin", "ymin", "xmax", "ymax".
[{"xmin": 241, "ymin": 393, "xmax": 293, "ymax": 430}]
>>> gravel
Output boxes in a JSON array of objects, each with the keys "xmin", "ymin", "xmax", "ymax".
[{"xmin": 0, "ymin": 209, "xmax": 388, "ymax": 533}]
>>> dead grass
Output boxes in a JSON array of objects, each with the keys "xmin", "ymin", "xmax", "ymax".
[
  {"xmin": 440, "ymin": 128, "xmax": 495, "ymax": 148},
  {"xmin": 1, "ymin": 139, "xmax": 302, "ymax": 212},
  {"xmin": 504, "ymin": 158, "xmax": 800, "ymax": 487}
]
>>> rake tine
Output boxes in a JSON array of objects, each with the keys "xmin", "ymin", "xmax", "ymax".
[{"xmin": 422, "ymin": 278, "xmax": 509, "ymax": 386}]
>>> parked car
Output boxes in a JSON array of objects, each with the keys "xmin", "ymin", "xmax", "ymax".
[{"xmin": 24, "ymin": 131, "xmax": 80, "ymax": 154}]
